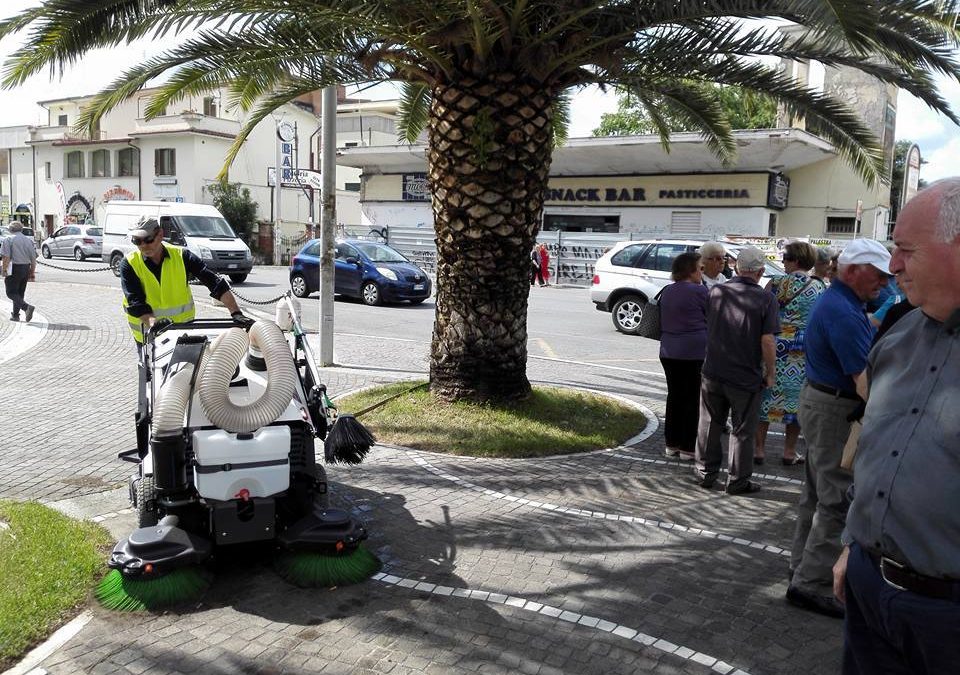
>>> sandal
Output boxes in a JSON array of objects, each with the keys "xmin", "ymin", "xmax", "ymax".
[{"xmin": 782, "ymin": 455, "xmax": 805, "ymax": 466}]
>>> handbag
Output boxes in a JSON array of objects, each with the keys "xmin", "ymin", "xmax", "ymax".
[{"xmin": 636, "ymin": 288, "xmax": 665, "ymax": 340}]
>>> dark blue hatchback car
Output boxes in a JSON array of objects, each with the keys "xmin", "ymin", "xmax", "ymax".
[{"xmin": 289, "ymin": 238, "xmax": 432, "ymax": 305}]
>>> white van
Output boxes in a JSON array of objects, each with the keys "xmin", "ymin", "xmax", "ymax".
[{"xmin": 101, "ymin": 201, "xmax": 253, "ymax": 283}]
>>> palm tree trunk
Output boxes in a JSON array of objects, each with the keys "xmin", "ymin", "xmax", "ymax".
[{"xmin": 427, "ymin": 73, "xmax": 555, "ymax": 402}]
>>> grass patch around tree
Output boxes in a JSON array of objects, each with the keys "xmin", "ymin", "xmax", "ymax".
[
  {"xmin": 334, "ymin": 381, "xmax": 646, "ymax": 458},
  {"xmin": 0, "ymin": 500, "xmax": 112, "ymax": 669}
]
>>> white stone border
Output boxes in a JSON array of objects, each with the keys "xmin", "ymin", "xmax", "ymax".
[
  {"xmin": 605, "ymin": 450, "xmax": 804, "ymax": 487},
  {"xmin": 0, "ymin": 301, "xmax": 48, "ymax": 367},
  {"xmin": 408, "ymin": 451, "xmax": 791, "ymax": 558},
  {"xmin": 3, "ymin": 611, "xmax": 92, "ymax": 675},
  {"xmin": 372, "ymin": 572, "xmax": 750, "ymax": 675}
]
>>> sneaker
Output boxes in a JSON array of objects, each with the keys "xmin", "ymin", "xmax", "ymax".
[
  {"xmin": 692, "ymin": 472, "xmax": 717, "ymax": 489},
  {"xmin": 726, "ymin": 480, "xmax": 762, "ymax": 495},
  {"xmin": 664, "ymin": 447, "xmax": 680, "ymax": 458},
  {"xmin": 24, "ymin": 305, "xmax": 34, "ymax": 323},
  {"xmin": 786, "ymin": 585, "xmax": 844, "ymax": 618},
  {"xmin": 9, "ymin": 315, "xmax": 19, "ymax": 322}
]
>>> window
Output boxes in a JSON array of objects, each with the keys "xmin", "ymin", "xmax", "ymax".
[
  {"xmin": 344, "ymin": 182, "xmax": 361, "ymax": 192},
  {"xmin": 67, "ymin": 226, "xmax": 82, "ymax": 236},
  {"xmin": 155, "ymin": 148, "xmax": 176, "ymax": 176},
  {"xmin": 118, "ymin": 147, "xmax": 139, "ymax": 177},
  {"xmin": 305, "ymin": 242, "xmax": 322, "ymax": 256},
  {"xmin": 335, "ymin": 243, "xmax": 358, "ymax": 260},
  {"xmin": 610, "ymin": 244, "xmax": 649, "ymax": 268},
  {"xmin": 826, "ymin": 216, "xmax": 858, "ymax": 235},
  {"xmin": 91, "ymin": 149, "xmax": 110, "ymax": 177},
  {"xmin": 44, "ymin": 162, "xmax": 51, "ymax": 181},
  {"xmin": 649, "ymin": 244, "xmax": 691, "ymax": 272},
  {"xmin": 57, "ymin": 114, "xmax": 68, "ymax": 126},
  {"xmin": 203, "ymin": 96, "xmax": 218, "ymax": 117},
  {"xmin": 669, "ymin": 211, "xmax": 701, "ymax": 236},
  {"xmin": 65, "ymin": 151, "xmax": 84, "ymax": 178}
]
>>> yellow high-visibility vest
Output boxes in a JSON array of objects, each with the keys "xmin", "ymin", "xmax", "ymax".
[{"xmin": 123, "ymin": 244, "xmax": 195, "ymax": 342}]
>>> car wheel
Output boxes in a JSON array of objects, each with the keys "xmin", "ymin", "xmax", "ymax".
[
  {"xmin": 361, "ymin": 281, "xmax": 381, "ymax": 306},
  {"xmin": 73, "ymin": 247, "xmax": 85, "ymax": 261},
  {"xmin": 110, "ymin": 252, "xmax": 123, "ymax": 277},
  {"xmin": 135, "ymin": 475, "xmax": 158, "ymax": 528},
  {"xmin": 290, "ymin": 273, "xmax": 311, "ymax": 298},
  {"xmin": 229, "ymin": 273, "xmax": 247, "ymax": 284},
  {"xmin": 611, "ymin": 295, "xmax": 646, "ymax": 335},
  {"xmin": 41, "ymin": 245, "xmax": 52, "ymax": 259}
]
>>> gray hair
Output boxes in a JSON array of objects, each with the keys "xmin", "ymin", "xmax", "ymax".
[
  {"xmin": 699, "ymin": 241, "xmax": 726, "ymax": 258},
  {"xmin": 8, "ymin": 221, "xmax": 23, "ymax": 232},
  {"xmin": 930, "ymin": 177, "xmax": 960, "ymax": 243},
  {"xmin": 815, "ymin": 246, "xmax": 833, "ymax": 264}
]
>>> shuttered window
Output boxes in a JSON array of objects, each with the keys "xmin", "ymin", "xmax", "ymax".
[{"xmin": 670, "ymin": 211, "xmax": 701, "ymax": 235}]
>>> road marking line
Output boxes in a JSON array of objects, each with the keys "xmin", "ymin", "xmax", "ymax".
[
  {"xmin": 534, "ymin": 337, "xmax": 557, "ymax": 358},
  {"xmin": 373, "ymin": 573, "xmax": 748, "ymax": 674},
  {"xmin": 0, "ymin": 302, "xmax": 48, "ymax": 366}
]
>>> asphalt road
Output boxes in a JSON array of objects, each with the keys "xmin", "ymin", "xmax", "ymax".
[{"xmin": 34, "ymin": 256, "xmax": 666, "ymax": 376}]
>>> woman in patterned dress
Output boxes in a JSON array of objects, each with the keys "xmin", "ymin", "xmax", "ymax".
[{"xmin": 755, "ymin": 241, "xmax": 826, "ymax": 465}]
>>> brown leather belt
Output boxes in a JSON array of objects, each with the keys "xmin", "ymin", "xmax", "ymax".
[
  {"xmin": 867, "ymin": 550, "xmax": 960, "ymax": 602},
  {"xmin": 807, "ymin": 381, "xmax": 860, "ymax": 400}
]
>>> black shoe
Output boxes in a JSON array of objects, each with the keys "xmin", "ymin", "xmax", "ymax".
[
  {"xmin": 753, "ymin": 456, "xmax": 765, "ymax": 465},
  {"xmin": 692, "ymin": 472, "xmax": 717, "ymax": 489},
  {"xmin": 726, "ymin": 480, "xmax": 762, "ymax": 495},
  {"xmin": 9, "ymin": 315, "xmax": 19, "ymax": 322},
  {"xmin": 24, "ymin": 305, "xmax": 34, "ymax": 323},
  {"xmin": 786, "ymin": 585, "xmax": 844, "ymax": 619}
]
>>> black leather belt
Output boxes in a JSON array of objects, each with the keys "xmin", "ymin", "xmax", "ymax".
[
  {"xmin": 807, "ymin": 381, "xmax": 860, "ymax": 400},
  {"xmin": 866, "ymin": 550, "xmax": 960, "ymax": 602}
]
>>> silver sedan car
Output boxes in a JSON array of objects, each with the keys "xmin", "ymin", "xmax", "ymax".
[{"xmin": 40, "ymin": 225, "xmax": 103, "ymax": 261}]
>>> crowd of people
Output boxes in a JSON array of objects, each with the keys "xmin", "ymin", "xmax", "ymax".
[{"xmin": 656, "ymin": 177, "xmax": 960, "ymax": 673}]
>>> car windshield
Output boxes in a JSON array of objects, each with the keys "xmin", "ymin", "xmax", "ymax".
[
  {"xmin": 353, "ymin": 241, "xmax": 408, "ymax": 263},
  {"xmin": 175, "ymin": 216, "xmax": 236, "ymax": 238}
]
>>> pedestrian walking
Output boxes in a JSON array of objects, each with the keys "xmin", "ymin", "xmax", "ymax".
[
  {"xmin": 1, "ymin": 220, "xmax": 38, "ymax": 322},
  {"xmin": 834, "ymin": 177, "xmax": 960, "ymax": 674},
  {"xmin": 693, "ymin": 247, "xmax": 779, "ymax": 495},
  {"xmin": 786, "ymin": 238, "xmax": 891, "ymax": 618},
  {"xmin": 529, "ymin": 245, "xmax": 543, "ymax": 286},
  {"xmin": 538, "ymin": 244, "xmax": 550, "ymax": 286}
]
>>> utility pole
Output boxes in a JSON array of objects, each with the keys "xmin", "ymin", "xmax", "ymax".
[
  {"xmin": 273, "ymin": 124, "xmax": 283, "ymax": 265},
  {"xmin": 318, "ymin": 82, "xmax": 337, "ymax": 365}
]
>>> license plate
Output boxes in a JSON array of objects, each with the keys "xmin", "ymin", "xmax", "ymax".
[
  {"xmin": 414, "ymin": 284, "xmax": 424, "ymax": 290},
  {"xmin": 227, "ymin": 263, "xmax": 238, "ymax": 269}
]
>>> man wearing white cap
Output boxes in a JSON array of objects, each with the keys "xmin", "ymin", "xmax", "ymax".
[
  {"xmin": 786, "ymin": 237, "xmax": 890, "ymax": 618},
  {"xmin": 834, "ymin": 178, "xmax": 960, "ymax": 673}
]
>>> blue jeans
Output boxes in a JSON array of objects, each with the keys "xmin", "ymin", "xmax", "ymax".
[{"xmin": 844, "ymin": 542, "xmax": 960, "ymax": 674}]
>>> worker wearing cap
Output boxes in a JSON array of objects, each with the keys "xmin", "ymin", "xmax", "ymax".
[
  {"xmin": 786, "ymin": 237, "xmax": 891, "ymax": 619},
  {"xmin": 119, "ymin": 216, "xmax": 246, "ymax": 343}
]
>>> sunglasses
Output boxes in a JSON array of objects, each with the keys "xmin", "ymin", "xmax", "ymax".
[{"xmin": 131, "ymin": 234, "xmax": 157, "ymax": 246}]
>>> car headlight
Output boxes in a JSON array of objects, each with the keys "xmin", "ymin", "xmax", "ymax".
[
  {"xmin": 376, "ymin": 267, "xmax": 398, "ymax": 281},
  {"xmin": 198, "ymin": 246, "xmax": 213, "ymax": 260},
  {"xmin": 244, "ymin": 249, "xmax": 252, "ymax": 260}
]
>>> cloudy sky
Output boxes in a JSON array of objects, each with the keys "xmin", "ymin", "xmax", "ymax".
[{"xmin": 0, "ymin": 1, "xmax": 957, "ymax": 181}]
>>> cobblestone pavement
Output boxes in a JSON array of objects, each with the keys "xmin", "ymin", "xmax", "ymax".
[{"xmin": 0, "ymin": 279, "xmax": 843, "ymax": 675}]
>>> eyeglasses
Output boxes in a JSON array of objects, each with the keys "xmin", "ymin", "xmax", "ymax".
[{"xmin": 131, "ymin": 234, "xmax": 157, "ymax": 246}]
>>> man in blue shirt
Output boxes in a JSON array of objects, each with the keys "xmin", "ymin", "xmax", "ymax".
[{"xmin": 787, "ymin": 238, "xmax": 890, "ymax": 618}]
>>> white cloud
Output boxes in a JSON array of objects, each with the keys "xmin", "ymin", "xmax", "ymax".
[
  {"xmin": 896, "ymin": 75, "xmax": 960, "ymax": 143},
  {"xmin": 919, "ymin": 135, "xmax": 960, "ymax": 182}
]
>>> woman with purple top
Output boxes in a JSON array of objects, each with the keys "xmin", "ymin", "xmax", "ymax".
[{"xmin": 658, "ymin": 252, "xmax": 709, "ymax": 461}]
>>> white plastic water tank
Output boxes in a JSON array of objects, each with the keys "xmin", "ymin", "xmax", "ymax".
[{"xmin": 192, "ymin": 426, "xmax": 291, "ymax": 501}]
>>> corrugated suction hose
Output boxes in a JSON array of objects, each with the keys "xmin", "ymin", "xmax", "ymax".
[{"xmin": 196, "ymin": 321, "xmax": 297, "ymax": 433}]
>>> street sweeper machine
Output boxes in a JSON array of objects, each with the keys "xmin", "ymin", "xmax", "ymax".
[{"xmin": 96, "ymin": 296, "xmax": 379, "ymax": 611}]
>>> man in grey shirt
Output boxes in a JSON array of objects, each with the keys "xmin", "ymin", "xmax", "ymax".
[
  {"xmin": 693, "ymin": 247, "xmax": 779, "ymax": 495},
  {"xmin": 0, "ymin": 220, "xmax": 38, "ymax": 322},
  {"xmin": 833, "ymin": 178, "xmax": 960, "ymax": 674}
]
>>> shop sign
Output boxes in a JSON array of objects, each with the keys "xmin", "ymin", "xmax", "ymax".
[
  {"xmin": 402, "ymin": 173, "xmax": 429, "ymax": 201},
  {"xmin": 766, "ymin": 173, "xmax": 790, "ymax": 210},
  {"xmin": 103, "ymin": 186, "xmax": 136, "ymax": 202},
  {"xmin": 65, "ymin": 193, "xmax": 94, "ymax": 224}
]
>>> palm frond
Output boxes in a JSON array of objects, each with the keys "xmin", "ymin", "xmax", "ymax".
[{"xmin": 397, "ymin": 82, "xmax": 431, "ymax": 145}]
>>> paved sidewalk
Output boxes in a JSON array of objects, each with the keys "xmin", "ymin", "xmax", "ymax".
[{"xmin": 0, "ymin": 279, "xmax": 843, "ymax": 675}]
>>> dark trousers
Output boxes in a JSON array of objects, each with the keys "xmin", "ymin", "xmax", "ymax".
[
  {"xmin": 660, "ymin": 357, "xmax": 702, "ymax": 452},
  {"xmin": 530, "ymin": 266, "xmax": 544, "ymax": 286},
  {"xmin": 843, "ymin": 542, "xmax": 960, "ymax": 674},
  {"xmin": 695, "ymin": 377, "xmax": 761, "ymax": 484},
  {"xmin": 4, "ymin": 264, "xmax": 30, "ymax": 316}
]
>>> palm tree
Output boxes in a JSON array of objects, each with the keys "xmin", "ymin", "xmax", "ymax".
[{"xmin": 4, "ymin": 1, "xmax": 958, "ymax": 402}]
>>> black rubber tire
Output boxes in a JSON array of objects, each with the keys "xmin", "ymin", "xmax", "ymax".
[
  {"xmin": 74, "ymin": 247, "xmax": 85, "ymax": 261},
  {"xmin": 290, "ymin": 273, "xmax": 310, "ymax": 298},
  {"xmin": 41, "ymin": 245, "xmax": 52, "ymax": 259},
  {"xmin": 229, "ymin": 273, "xmax": 248, "ymax": 284},
  {"xmin": 110, "ymin": 252, "xmax": 123, "ymax": 277},
  {"xmin": 610, "ymin": 294, "xmax": 645, "ymax": 335},
  {"xmin": 136, "ymin": 475, "xmax": 159, "ymax": 527},
  {"xmin": 361, "ymin": 281, "xmax": 382, "ymax": 306}
]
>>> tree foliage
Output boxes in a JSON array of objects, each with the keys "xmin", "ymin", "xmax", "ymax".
[
  {"xmin": 889, "ymin": 140, "xmax": 929, "ymax": 223},
  {"xmin": 205, "ymin": 181, "xmax": 258, "ymax": 241},
  {"xmin": 595, "ymin": 85, "xmax": 777, "ymax": 137}
]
